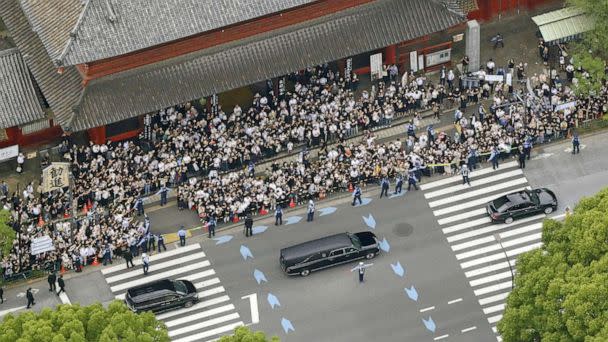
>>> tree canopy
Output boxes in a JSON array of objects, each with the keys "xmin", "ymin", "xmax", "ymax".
[
  {"xmin": 0, "ymin": 209, "xmax": 16, "ymax": 262},
  {"xmin": 218, "ymin": 326, "xmax": 280, "ymax": 342},
  {"xmin": 497, "ymin": 188, "xmax": 608, "ymax": 341},
  {"xmin": 566, "ymin": 0, "xmax": 608, "ymax": 96},
  {"xmin": 0, "ymin": 300, "xmax": 169, "ymax": 342}
]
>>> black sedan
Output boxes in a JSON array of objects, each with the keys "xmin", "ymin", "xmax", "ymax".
[{"xmin": 487, "ymin": 188, "xmax": 557, "ymax": 224}]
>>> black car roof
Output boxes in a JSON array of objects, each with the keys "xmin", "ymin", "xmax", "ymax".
[
  {"xmin": 281, "ymin": 233, "xmax": 352, "ymax": 261},
  {"xmin": 127, "ymin": 279, "xmax": 176, "ymax": 299},
  {"xmin": 505, "ymin": 191, "xmax": 531, "ymax": 204}
]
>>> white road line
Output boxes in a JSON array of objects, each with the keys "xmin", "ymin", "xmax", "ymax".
[
  {"xmin": 105, "ymin": 253, "xmax": 208, "ymax": 283},
  {"xmin": 0, "ymin": 306, "xmax": 27, "ymax": 317},
  {"xmin": 110, "ymin": 263, "xmax": 208, "ymax": 292},
  {"xmin": 442, "ymin": 217, "xmax": 492, "ymax": 234},
  {"xmin": 470, "ymin": 271, "xmax": 513, "ymax": 287},
  {"xmin": 446, "ymin": 215, "xmax": 544, "ymax": 242},
  {"xmin": 164, "ymin": 304, "xmax": 236, "ymax": 328},
  {"xmin": 433, "ymin": 187, "xmax": 530, "ymax": 216},
  {"xmin": 456, "ymin": 244, "xmax": 501, "ymax": 260},
  {"xmin": 114, "ymin": 272, "xmax": 218, "ymax": 300},
  {"xmin": 460, "ymin": 242, "xmax": 542, "ymax": 269},
  {"xmin": 499, "ymin": 222, "xmax": 543, "ymax": 239},
  {"xmin": 58, "ymin": 292, "xmax": 71, "ymax": 305},
  {"xmin": 488, "ymin": 314, "xmax": 503, "ymax": 324},
  {"xmin": 419, "ymin": 306, "xmax": 435, "ymax": 312},
  {"xmin": 483, "ymin": 303, "xmax": 506, "ymax": 315},
  {"xmin": 438, "ymin": 208, "xmax": 488, "ymax": 226},
  {"xmin": 497, "ymin": 335, "xmax": 503, "ymax": 342},
  {"xmin": 447, "ymin": 298, "xmax": 463, "ymax": 305},
  {"xmin": 452, "ymin": 236, "xmax": 495, "ymax": 251},
  {"xmin": 501, "ymin": 232, "xmax": 542, "ymax": 248},
  {"xmin": 474, "ymin": 281, "xmax": 512, "ymax": 296},
  {"xmin": 429, "ymin": 178, "xmax": 528, "ymax": 208},
  {"xmin": 420, "ymin": 161, "xmax": 518, "ymax": 190},
  {"xmin": 169, "ymin": 312, "xmax": 240, "ymax": 337},
  {"xmin": 492, "ymin": 326, "xmax": 498, "ymax": 333},
  {"xmin": 101, "ymin": 244, "xmax": 201, "ymax": 275},
  {"xmin": 479, "ymin": 292, "xmax": 510, "ymax": 306},
  {"xmin": 461, "ymin": 326, "xmax": 477, "ymax": 333},
  {"xmin": 198, "ymin": 286, "xmax": 225, "ymax": 298},
  {"xmin": 425, "ymin": 169, "xmax": 523, "ymax": 199},
  {"xmin": 434, "ymin": 334, "xmax": 450, "ymax": 341},
  {"xmin": 171, "ymin": 321, "xmax": 244, "ymax": 342},
  {"xmin": 465, "ymin": 261, "xmax": 515, "ymax": 279},
  {"xmin": 156, "ymin": 295, "xmax": 231, "ymax": 320},
  {"xmin": 505, "ymin": 242, "xmax": 543, "ymax": 257}
]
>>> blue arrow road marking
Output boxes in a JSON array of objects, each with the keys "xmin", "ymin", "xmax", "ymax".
[
  {"xmin": 379, "ymin": 237, "xmax": 390, "ymax": 252},
  {"xmin": 362, "ymin": 214, "xmax": 376, "ymax": 229},
  {"xmin": 389, "ymin": 190, "xmax": 407, "ymax": 199},
  {"xmin": 252, "ymin": 226, "xmax": 268, "ymax": 235},
  {"xmin": 212, "ymin": 235, "xmax": 233, "ymax": 245},
  {"xmin": 240, "ymin": 245, "xmax": 254, "ymax": 260},
  {"xmin": 285, "ymin": 216, "xmax": 303, "ymax": 225},
  {"xmin": 253, "ymin": 269, "xmax": 267, "ymax": 284},
  {"xmin": 267, "ymin": 293, "xmax": 281, "ymax": 309},
  {"xmin": 281, "ymin": 317, "xmax": 295, "ymax": 333},
  {"xmin": 422, "ymin": 316, "xmax": 436, "ymax": 333},
  {"xmin": 391, "ymin": 261, "xmax": 405, "ymax": 277},
  {"xmin": 404, "ymin": 286, "xmax": 418, "ymax": 301},
  {"xmin": 354, "ymin": 197, "xmax": 372, "ymax": 207},
  {"xmin": 318, "ymin": 207, "xmax": 337, "ymax": 216}
]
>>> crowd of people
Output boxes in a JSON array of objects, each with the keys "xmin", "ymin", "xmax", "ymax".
[{"xmin": 1, "ymin": 47, "xmax": 607, "ymax": 277}]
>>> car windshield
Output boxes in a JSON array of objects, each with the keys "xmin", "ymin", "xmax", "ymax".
[
  {"xmin": 174, "ymin": 281, "xmax": 187, "ymax": 294},
  {"xmin": 493, "ymin": 197, "xmax": 510, "ymax": 213},
  {"xmin": 349, "ymin": 234, "xmax": 362, "ymax": 249},
  {"xmin": 528, "ymin": 191, "xmax": 540, "ymax": 205}
]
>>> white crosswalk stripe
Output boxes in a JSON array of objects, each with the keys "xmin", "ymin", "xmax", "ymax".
[
  {"xmin": 100, "ymin": 243, "xmax": 242, "ymax": 341},
  {"xmin": 423, "ymin": 163, "xmax": 547, "ymax": 340}
]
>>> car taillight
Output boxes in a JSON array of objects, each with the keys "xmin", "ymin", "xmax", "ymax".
[{"xmin": 491, "ymin": 213, "xmax": 499, "ymax": 219}]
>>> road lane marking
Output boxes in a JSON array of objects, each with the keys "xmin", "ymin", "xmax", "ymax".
[
  {"xmin": 479, "ymin": 292, "xmax": 510, "ymax": 306},
  {"xmin": 429, "ymin": 178, "xmax": 528, "ymax": 208},
  {"xmin": 164, "ymin": 304, "xmax": 235, "ymax": 327},
  {"xmin": 157, "ymin": 295, "xmax": 231, "ymax": 320},
  {"xmin": 438, "ymin": 208, "xmax": 488, "ymax": 226},
  {"xmin": 105, "ymin": 252, "xmax": 208, "ymax": 283},
  {"xmin": 433, "ymin": 187, "xmax": 529, "ymax": 216},
  {"xmin": 425, "ymin": 169, "xmax": 523, "ymax": 199},
  {"xmin": 460, "ymin": 242, "xmax": 542, "ymax": 269},
  {"xmin": 483, "ymin": 303, "xmax": 506, "ymax": 314},
  {"xmin": 501, "ymin": 232, "xmax": 542, "ymax": 248},
  {"xmin": 434, "ymin": 334, "xmax": 450, "ymax": 340},
  {"xmin": 171, "ymin": 321, "xmax": 244, "ymax": 342},
  {"xmin": 461, "ymin": 326, "xmax": 477, "ymax": 333},
  {"xmin": 465, "ymin": 261, "xmax": 515, "ymax": 278},
  {"xmin": 456, "ymin": 244, "xmax": 501, "ymax": 260},
  {"xmin": 447, "ymin": 298, "xmax": 462, "ymax": 305},
  {"xmin": 101, "ymin": 244, "xmax": 200, "ymax": 274},
  {"xmin": 499, "ymin": 222, "xmax": 543, "ymax": 239},
  {"xmin": 446, "ymin": 215, "xmax": 544, "ymax": 242},
  {"xmin": 241, "ymin": 293, "xmax": 260, "ymax": 324},
  {"xmin": 474, "ymin": 281, "xmax": 512, "ymax": 296},
  {"xmin": 114, "ymin": 271, "xmax": 217, "ymax": 300},
  {"xmin": 110, "ymin": 263, "xmax": 206, "ymax": 292},
  {"xmin": 470, "ymin": 271, "xmax": 513, "ymax": 287},
  {"xmin": 452, "ymin": 236, "xmax": 495, "ymax": 251},
  {"xmin": 420, "ymin": 161, "xmax": 518, "ymax": 190},
  {"xmin": 0, "ymin": 306, "xmax": 27, "ymax": 317},
  {"xmin": 442, "ymin": 217, "xmax": 492, "ymax": 234},
  {"xmin": 419, "ymin": 306, "xmax": 435, "ymax": 313},
  {"xmin": 488, "ymin": 314, "xmax": 503, "ymax": 324},
  {"xmin": 168, "ymin": 313, "xmax": 241, "ymax": 337}
]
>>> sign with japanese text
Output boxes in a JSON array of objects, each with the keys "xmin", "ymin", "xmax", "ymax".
[{"xmin": 42, "ymin": 162, "xmax": 70, "ymax": 193}]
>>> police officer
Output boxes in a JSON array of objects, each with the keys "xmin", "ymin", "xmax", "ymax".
[
  {"xmin": 572, "ymin": 133, "xmax": 580, "ymax": 154},
  {"xmin": 407, "ymin": 172, "xmax": 419, "ymax": 191},
  {"xmin": 307, "ymin": 200, "xmax": 315, "ymax": 222},
  {"xmin": 207, "ymin": 216, "xmax": 217, "ymax": 238},
  {"xmin": 380, "ymin": 177, "xmax": 390, "ymax": 198},
  {"xmin": 133, "ymin": 197, "xmax": 144, "ymax": 216},
  {"xmin": 142, "ymin": 253, "xmax": 150, "ymax": 275},
  {"xmin": 394, "ymin": 175, "xmax": 403, "ymax": 194},
  {"xmin": 358, "ymin": 262, "xmax": 366, "ymax": 283},
  {"xmin": 489, "ymin": 146, "xmax": 500, "ymax": 170},
  {"xmin": 47, "ymin": 272, "xmax": 57, "ymax": 292},
  {"xmin": 56, "ymin": 275, "xmax": 66, "ymax": 295},
  {"xmin": 275, "ymin": 205, "xmax": 283, "ymax": 226},
  {"xmin": 157, "ymin": 234, "xmax": 166, "ymax": 253},
  {"xmin": 102, "ymin": 244, "xmax": 112, "ymax": 265},
  {"xmin": 518, "ymin": 145, "xmax": 526, "ymax": 169},
  {"xmin": 158, "ymin": 185, "xmax": 169, "ymax": 206},
  {"xmin": 406, "ymin": 121, "xmax": 416, "ymax": 138},
  {"xmin": 523, "ymin": 139, "xmax": 532, "ymax": 160},
  {"xmin": 461, "ymin": 164, "xmax": 471, "ymax": 186},
  {"xmin": 177, "ymin": 226, "xmax": 187, "ymax": 246},
  {"xmin": 26, "ymin": 288, "xmax": 35, "ymax": 309},
  {"xmin": 244, "ymin": 214, "xmax": 253, "ymax": 237},
  {"xmin": 147, "ymin": 231, "xmax": 156, "ymax": 252},
  {"xmin": 123, "ymin": 248, "xmax": 134, "ymax": 268},
  {"xmin": 352, "ymin": 184, "xmax": 362, "ymax": 206}
]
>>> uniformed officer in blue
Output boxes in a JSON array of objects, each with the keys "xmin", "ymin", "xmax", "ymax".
[
  {"xmin": 407, "ymin": 172, "xmax": 419, "ymax": 191},
  {"xmin": 157, "ymin": 185, "xmax": 169, "ymax": 206},
  {"xmin": 133, "ymin": 197, "xmax": 144, "ymax": 216},
  {"xmin": 460, "ymin": 164, "xmax": 471, "ymax": 186},
  {"xmin": 275, "ymin": 205, "xmax": 283, "ymax": 225},
  {"xmin": 406, "ymin": 121, "xmax": 416, "ymax": 138},
  {"xmin": 177, "ymin": 226, "xmax": 187, "ymax": 246},
  {"xmin": 352, "ymin": 184, "xmax": 362, "ymax": 206},
  {"xmin": 207, "ymin": 216, "xmax": 217, "ymax": 238},
  {"xmin": 394, "ymin": 175, "xmax": 403, "ymax": 194},
  {"xmin": 306, "ymin": 200, "xmax": 315, "ymax": 222},
  {"xmin": 523, "ymin": 138, "xmax": 532, "ymax": 160},
  {"xmin": 380, "ymin": 177, "xmax": 390, "ymax": 198},
  {"xmin": 489, "ymin": 146, "xmax": 500, "ymax": 170},
  {"xmin": 572, "ymin": 133, "xmax": 580, "ymax": 154}
]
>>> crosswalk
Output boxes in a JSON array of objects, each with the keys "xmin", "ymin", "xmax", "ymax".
[
  {"xmin": 421, "ymin": 160, "xmax": 546, "ymax": 341},
  {"xmin": 101, "ymin": 244, "xmax": 243, "ymax": 342}
]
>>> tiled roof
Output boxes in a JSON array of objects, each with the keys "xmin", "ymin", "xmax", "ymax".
[
  {"xmin": 71, "ymin": 0, "xmax": 464, "ymax": 131},
  {"xmin": 18, "ymin": 0, "xmax": 84, "ymax": 64},
  {"xmin": 0, "ymin": 0, "xmax": 83, "ymax": 130},
  {"xmin": 0, "ymin": 48, "xmax": 45, "ymax": 128},
  {"xmin": 54, "ymin": 0, "xmax": 316, "ymax": 66}
]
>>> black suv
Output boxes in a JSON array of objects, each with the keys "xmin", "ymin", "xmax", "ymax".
[{"xmin": 125, "ymin": 279, "xmax": 198, "ymax": 313}]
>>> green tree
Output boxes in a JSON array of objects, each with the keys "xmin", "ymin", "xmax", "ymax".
[
  {"xmin": 0, "ymin": 301, "xmax": 169, "ymax": 342},
  {"xmin": 566, "ymin": 0, "xmax": 608, "ymax": 96},
  {"xmin": 218, "ymin": 326, "xmax": 280, "ymax": 342},
  {"xmin": 0, "ymin": 209, "xmax": 16, "ymax": 262},
  {"xmin": 497, "ymin": 188, "xmax": 608, "ymax": 341}
]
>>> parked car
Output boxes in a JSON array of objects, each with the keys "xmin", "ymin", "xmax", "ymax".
[
  {"xmin": 487, "ymin": 188, "xmax": 557, "ymax": 224},
  {"xmin": 280, "ymin": 231, "xmax": 379, "ymax": 276},
  {"xmin": 125, "ymin": 279, "xmax": 198, "ymax": 313}
]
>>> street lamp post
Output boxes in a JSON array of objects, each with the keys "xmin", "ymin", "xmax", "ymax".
[{"xmin": 494, "ymin": 233, "xmax": 514, "ymax": 290}]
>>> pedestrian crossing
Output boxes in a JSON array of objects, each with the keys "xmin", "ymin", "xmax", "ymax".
[
  {"xmin": 421, "ymin": 161, "xmax": 546, "ymax": 340},
  {"xmin": 101, "ymin": 244, "xmax": 243, "ymax": 342}
]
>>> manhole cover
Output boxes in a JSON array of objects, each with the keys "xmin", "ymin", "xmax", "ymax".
[{"xmin": 393, "ymin": 223, "xmax": 414, "ymax": 237}]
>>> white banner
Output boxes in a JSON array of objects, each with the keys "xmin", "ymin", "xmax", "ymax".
[
  {"xmin": 485, "ymin": 74, "xmax": 504, "ymax": 83},
  {"xmin": 0, "ymin": 145, "xmax": 19, "ymax": 162},
  {"xmin": 42, "ymin": 162, "xmax": 70, "ymax": 193},
  {"xmin": 555, "ymin": 101, "xmax": 577, "ymax": 112},
  {"xmin": 31, "ymin": 235, "xmax": 55, "ymax": 255},
  {"xmin": 410, "ymin": 51, "xmax": 418, "ymax": 72},
  {"xmin": 370, "ymin": 53, "xmax": 383, "ymax": 81}
]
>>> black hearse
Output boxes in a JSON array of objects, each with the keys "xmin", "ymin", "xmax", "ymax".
[
  {"xmin": 125, "ymin": 279, "xmax": 198, "ymax": 313},
  {"xmin": 280, "ymin": 231, "xmax": 380, "ymax": 276}
]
